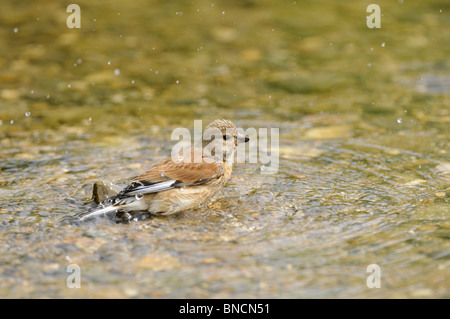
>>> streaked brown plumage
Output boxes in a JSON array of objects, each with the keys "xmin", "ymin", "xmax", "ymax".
[{"xmin": 77, "ymin": 119, "xmax": 248, "ymax": 221}]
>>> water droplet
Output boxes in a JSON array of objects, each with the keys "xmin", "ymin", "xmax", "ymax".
[
  {"xmin": 25, "ymin": 112, "xmax": 31, "ymax": 117},
  {"xmin": 160, "ymin": 171, "xmax": 166, "ymax": 177},
  {"xmin": 370, "ymin": 47, "xmax": 374, "ymax": 51},
  {"xmin": 135, "ymin": 194, "xmax": 143, "ymax": 200},
  {"xmin": 30, "ymin": 90, "xmax": 34, "ymax": 94},
  {"xmin": 10, "ymin": 120, "xmax": 14, "ymax": 124},
  {"xmin": 114, "ymin": 68, "xmax": 120, "ymax": 76},
  {"xmin": 67, "ymin": 84, "xmax": 71, "ymax": 88},
  {"xmin": 13, "ymin": 28, "xmax": 18, "ymax": 33},
  {"xmin": 88, "ymin": 117, "xmax": 92, "ymax": 122},
  {"xmin": 77, "ymin": 58, "xmax": 82, "ymax": 64},
  {"xmin": 381, "ymin": 42, "xmax": 386, "ymax": 47},
  {"xmin": 107, "ymin": 61, "xmax": 111, "ymax": 65},
  {"xmin": 397, "ymin": 118, "xmax": 402, "ymax": 124},
  {"xmin": 222, "ymin": 11, "xmax": 225, "ymax": 15},
  {"xmin": 131, "ymin": 80, "xmax": 135, "ymax": 84},
  {"xmin": 175, "ymin": 80, "xmax": 179, "ymax": 84},
  {"xmin": 155, "ymin": 70, "xmax": 159, "ymax": 74},
  {"xmin": 46, "ymin": 94, "xmax": 50, "ymax": 99},
  {"xmin": 367, "ymin": 63, "xmax": 372, "ymax": 67}
]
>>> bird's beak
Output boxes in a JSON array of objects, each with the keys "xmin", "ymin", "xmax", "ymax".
[{"xmin": 237, "ymin": 132, "xmax": 249, "ymax": 143}]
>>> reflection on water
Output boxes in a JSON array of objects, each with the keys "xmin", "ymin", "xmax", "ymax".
[{"xmin": 0, "ymin": 0, "xmax": 449, "ymax": 298}]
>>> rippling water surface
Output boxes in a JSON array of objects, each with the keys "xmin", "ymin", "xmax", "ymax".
[{"xmin": 0, "ymin": 0, "xmax": 449, "ymax": 298}]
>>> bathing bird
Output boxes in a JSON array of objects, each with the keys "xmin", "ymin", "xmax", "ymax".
[{"xmin": 76, "ymin": 119, "xmax": 249, "ymax": 221}]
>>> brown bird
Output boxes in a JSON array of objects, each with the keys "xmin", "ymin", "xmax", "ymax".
[{"xmin": 77, "ymin": 119, "xmax": 249, "ymax": 221}]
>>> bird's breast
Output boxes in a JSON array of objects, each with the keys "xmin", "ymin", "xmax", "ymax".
[{"xmin": 145, "ymin": 184, "xmax": 222, "ymax": 215}]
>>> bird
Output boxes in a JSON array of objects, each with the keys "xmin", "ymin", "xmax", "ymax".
[{"xmin": 76, "ymin": 119, "xmax": 249, "ymax": 221}]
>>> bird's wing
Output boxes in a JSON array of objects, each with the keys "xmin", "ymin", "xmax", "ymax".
[
  {"xmin": 120, "ymin": 180, "xmax": 178, "ymax": 196},
  {"xmin": 133, "ymin": 158, "xmax": 223, "ymax": 185},
  {"xmin": 119, "ymin": 154, "xmax": 224, "ymax": 197}
]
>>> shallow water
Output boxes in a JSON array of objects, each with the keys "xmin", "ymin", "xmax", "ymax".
[{"xmin": 0, "ymin": 0, "xmax": 449, "ymax": 298}]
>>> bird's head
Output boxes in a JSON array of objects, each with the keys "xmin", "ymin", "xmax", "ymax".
[{"xmin": 202, "ymin": 119, "xmax": 249, "ymax": 162}]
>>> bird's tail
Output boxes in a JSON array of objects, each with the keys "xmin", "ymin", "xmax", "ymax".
[
  {"xmin": 75, "ymin": 204, "xmax": 119, "ymax": 221},
  {"xmin": 76, "ymin": 195, "xmax": 145, "ymax": 221}
]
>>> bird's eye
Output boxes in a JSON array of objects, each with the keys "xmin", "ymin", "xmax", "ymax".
[{"xmin": 223, "ymin": 135, "xmax": 232, "ymax": 140}]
